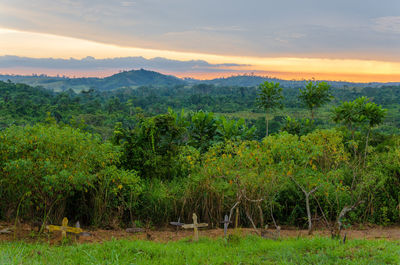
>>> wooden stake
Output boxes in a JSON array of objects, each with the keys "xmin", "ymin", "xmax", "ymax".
[
  {"xmin": 193, "ymin": 214, "xmax": 198, "ymax": 241},
  {"xmin": 235, "ymin": 207, "xmax": 239, "ymax": 229}
]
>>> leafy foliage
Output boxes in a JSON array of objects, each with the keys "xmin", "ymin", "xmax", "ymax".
[
  {"xmin": 333, "ymin": 97, "xmax": 386, "ymax": 131},
  {"xmin": 114, "ymin": 113, "xmax": 186, "ymax": 180},
  {"xmin": 299, "ymin": 81, "xmax": 332, "ymax": 119},
  {"xmin": 0, "ymin": 124, "xmax": 141, "ymax": 225},
  {"xmin": 280, "ymin": 116, "xmax": 315, "ymax": 136}
]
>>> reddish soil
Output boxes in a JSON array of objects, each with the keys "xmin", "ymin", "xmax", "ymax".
[{"xmin": 1, "ymin": 222, "xmax": 400, "ymax": 244}]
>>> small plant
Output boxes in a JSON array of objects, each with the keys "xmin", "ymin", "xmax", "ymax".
[
  {"xmin": 381, "ymin": 206, "xmax": 390, "ymax": 226},
  {"xmin": 60, "ymin": 236, "xmax": 73, "ymax": 246},
  {"xmin": 134, "ymin": 220, "xmax": 144, "ymax": 228},
  {"xmin": 226, "ymin": 234, "xmax": 241, "ymax": 245}
]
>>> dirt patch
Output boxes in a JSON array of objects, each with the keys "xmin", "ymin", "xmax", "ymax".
[{"xmin": 1, "ymin": 222, "xmax": 400, "ymax": 244}]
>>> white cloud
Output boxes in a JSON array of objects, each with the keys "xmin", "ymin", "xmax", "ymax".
[
  {"xmin": 121, "ymin": 1, "xmax": 135, "ymax": 7},
  {"xmin": 196, "ymin": 26, "xmax": 245, "ymax": 32},
  {"xmin": 372, "ymin": 16, "xmax": 400, "ymax": 34}
]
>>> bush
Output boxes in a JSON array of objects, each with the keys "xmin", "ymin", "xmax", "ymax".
[
  {"xmin": 361, "ymin": 136, "xmax": 400, "ymax": 224},
  {"xmin": 0, "ymin": 124, "xmax": 141, "ymax": 226}
]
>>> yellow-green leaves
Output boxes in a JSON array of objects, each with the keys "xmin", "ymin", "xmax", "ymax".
[{"xmin": 0, "ymin": 123, "xmax": 141, "ymax": 224}]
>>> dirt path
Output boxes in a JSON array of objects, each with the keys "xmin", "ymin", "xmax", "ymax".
[
  {"xmin": 1, "ymin": 222, "xmax": 400, "ymax": 244},
  {"xmin": 78, "ymin": 226, "xmax": 400, "ymax": 243}
]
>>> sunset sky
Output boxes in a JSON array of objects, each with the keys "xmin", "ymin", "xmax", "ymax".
[{"xmin": 0, "ymin": 0, "xmax": 400, "ymax": 82}]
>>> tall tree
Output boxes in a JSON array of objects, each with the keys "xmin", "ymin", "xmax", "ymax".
[
  {"xmin": 299, "ymin": 81, "xmax": 332, "ymax": 120},
  {"xmin": 257, "ymin": 81, "xmax": 283, "ymax": 136},
  {"xmin": 333, "ymin": 97, "xmax": 386, "ymax": 166}
]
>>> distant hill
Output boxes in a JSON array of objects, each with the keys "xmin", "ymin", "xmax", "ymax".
[
  {"xmin": 100, "ymin": 69, "xmax": 185, "ymax": 90},
  {"xmin": 1, "ymin": 69, "xmax": 399, "ymax": 92},
  {"xmin": 0, "ymin": 69, "xmax": 185, "ymax": 91}
]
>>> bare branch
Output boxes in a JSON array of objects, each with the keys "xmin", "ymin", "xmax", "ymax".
[
  {"xmin": 337, "ymin": 201, "xmax": 364, "ymax": 230},
  {"xmin": 244, "ymin": 207, "xmax": 260, "ymax": 236},
  {"xmin": 311, "ymin": 193, "xmax": 332, "ymax": 232},
  {"xmin": 228, "ymin": 199, "xmax": 241, "ymax": 222},
  {"xmin": 241, "ymin": 188, "xmax": 264, "ymax": 203},
  {"xmin": 289, "ymin": 175, "xmax": 307, "ymax": 194},
  {"xmin": 270, "ymin": 203, "xmax": 278, "ymax": 229},
  {"xmin": 309, "ymin": 184, "xmax": 322, "ymax": 195}
]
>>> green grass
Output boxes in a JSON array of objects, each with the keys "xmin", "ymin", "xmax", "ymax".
[{"xmin": 1, "ymin": 236, "xmax": 399, "ymax": 264}]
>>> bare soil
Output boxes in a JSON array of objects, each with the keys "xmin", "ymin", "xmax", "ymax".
[{"xmin": 1, "ymin": 222, "xmax": 400, "ymax": 244}]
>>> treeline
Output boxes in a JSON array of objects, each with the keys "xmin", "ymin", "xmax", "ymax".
[
  {"xmin": 1, "ymin": 81, "xmax": 400, "ymax": 139},
  {"xmin": 0, "ymin": 80, "xmax": 399, "ymax": 234}
]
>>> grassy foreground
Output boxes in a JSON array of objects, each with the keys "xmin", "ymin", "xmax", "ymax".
[{"xmin": 1, "ymin": 236, "xmax": 399, "ymax": 265}]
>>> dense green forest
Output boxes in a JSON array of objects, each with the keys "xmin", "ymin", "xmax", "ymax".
[
  {"xmin": 0, "ymin": 78, "xmax": 399, "ymax": 236},
  {"xmin": 1, "ymin": 79, "xmax": 399, "ymax": 138}
]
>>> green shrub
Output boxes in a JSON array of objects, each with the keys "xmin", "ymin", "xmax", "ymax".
[{"xmin": 0, "ymin": 124, "xmax": 141, "ymax": 226}]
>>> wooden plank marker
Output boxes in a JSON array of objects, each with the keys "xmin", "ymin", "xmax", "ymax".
[
  {"xmin": 170, "ymin": 217, "xmax": 184, "ymax": 233},
  {"xmin": 221, "ymin": 214, "xmax": 231, "ymax": 237},
  {"xmin": 182, "ymin": 213, "xmax": 208, "ymax": 241},
  {"xmin": 46, "ymin": 217, "xmax": 82, "ymax": 239}
]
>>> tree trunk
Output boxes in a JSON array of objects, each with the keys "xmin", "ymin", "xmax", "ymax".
[
  {"xmin": 363, "ymin": 127, "xmax": 371, "ymax": 168},
  {"xmin": 257, "ymin": 204, "xmax": 264, "ymax": 228},
  {"xmin": 333, "ymin": 201, "xmax": 364, "ymax": 238},
  {"xmin": 311, "ymin": 108, "xmax": 315, "ymax": 120},
  {"xmin": 270, "ymin": 203, "xmax": 278, "ymax": 229},
  {"xmin": 305, "ymin": 193, "xmax": 312, "ymax": 235},
  {"xmin": 265, "ymin": 111, "xmax": 269, "ymax": 137},
  {"xmin": 289, "ymin": 176, "xmax": 319, "ymax": 236}
]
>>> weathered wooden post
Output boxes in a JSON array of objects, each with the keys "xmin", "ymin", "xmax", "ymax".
[
  {"xmin": 182, "ymin": 213, "xmax": 208, "ymax": 241},
  {"xmin": 61, "ymin": 217, "xmax": 68, "ymax": 238},
  {"xmin": 221, "ymin": 215, "xmax": 231, "ymax": 237},
  {"xmin": 193, "ymin": 214, "xmax": 199, "ymax": 241},
  {"xmin": 75, "ymin": 221, "xmax": 82, "ymax": 240}
]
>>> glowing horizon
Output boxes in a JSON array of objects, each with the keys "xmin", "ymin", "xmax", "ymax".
[{"xmin": 1, "ymin": 28, "xmax": 400, "ymax": 83}]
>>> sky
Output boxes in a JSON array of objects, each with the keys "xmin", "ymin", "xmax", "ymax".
[{"xmin": 0, "ymin": 0, "xmax": 399, "ymax": 81}]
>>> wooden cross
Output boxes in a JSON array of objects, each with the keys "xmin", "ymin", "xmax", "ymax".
[
  {"xmin": 46, "ymin": 217, "xmax": 82, "ymax": 239},
  {"xmin": 182, "ymin": 213, "xmax": 208, "ymax": 241},
  {"xmin": 221, "ymin": 215, "xmax": 231, "ymax": 237}
]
